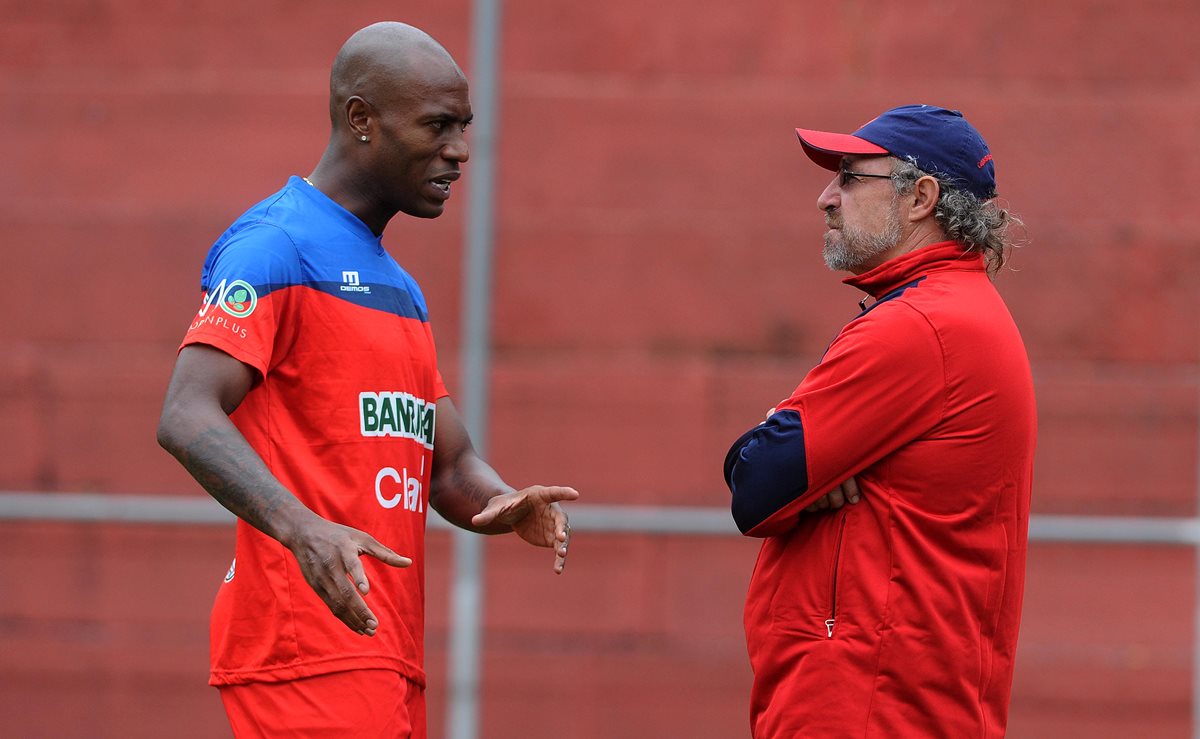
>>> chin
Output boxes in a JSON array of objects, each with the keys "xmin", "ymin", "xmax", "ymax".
[{"xmin": 401, "ymin": 203, "xmax": 446, "ymax": 220}]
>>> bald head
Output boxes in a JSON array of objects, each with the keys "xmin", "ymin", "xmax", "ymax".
[
  {"xmin": 328, "ymin": 22, "xmax": 464, "ymax": 130},
  {"xmin": 308, "ymin": 22, "xmax": 472, "ymax": 229}
]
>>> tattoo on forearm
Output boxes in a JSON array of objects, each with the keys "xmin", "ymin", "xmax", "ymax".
[
  {"xmin": 171, "ymin": 424, "xmax": 295, "ymax": 539},
  {"xmin": 454, "ymin": 474, "xmax": 496, "ymax": 509}
]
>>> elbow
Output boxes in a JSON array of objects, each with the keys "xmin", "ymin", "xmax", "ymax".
[
  {"xmin": 723, "ymin": 409, "xmax": 809, "ymax": 537},
  {"xmin": 730, "ymin": 479, "xmax": 805, "ymax": 538},
  {"xmin": 156, "ymin": 401, "xmax": 184, "ymax": 457},
  {"xmin": 729, "ymin": 473, "xmax": 769, "ymax": 535},
  {"xmin": 156, "ymin": 421, "xmax": 176, "ymax": 457},
  {"xmin": 730, "ymin": 492, "xmax": 762, "ymax": 536}
]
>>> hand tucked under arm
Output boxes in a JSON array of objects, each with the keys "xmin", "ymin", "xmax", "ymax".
[{"xmin": 804, "ymin": 477, "xmax": 862, "ymax": 513}]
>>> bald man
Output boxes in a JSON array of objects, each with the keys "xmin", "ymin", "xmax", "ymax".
[{"xmin": 157, "ymin": 23, "xmax": 577, "ymax": 738}]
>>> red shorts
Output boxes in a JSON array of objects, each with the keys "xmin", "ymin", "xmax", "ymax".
[{"xmin": 218, "ymin": 669, "xmax": 425, "ymax": 739}]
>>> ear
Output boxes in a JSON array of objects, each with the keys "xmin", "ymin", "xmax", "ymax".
[
  {"xmin": 345, "ymin": 96, "xmax": 372, "ymax": 139},
  {"xmin": 907, "ymin": 175, "xmax": 940, "ymax": 223}
]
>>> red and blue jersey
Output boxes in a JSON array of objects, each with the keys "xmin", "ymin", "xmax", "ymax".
[{"xmin": 180, "ymin": 176, "xmax": 447, "ymax": 687}]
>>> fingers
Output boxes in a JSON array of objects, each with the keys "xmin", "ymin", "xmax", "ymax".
[
  {"xmin": 802, "ymin": 478, "xmax": 863, "ymax": 515},
  {"xmin": 842, "ymin": 477, "xmax": 862, "ymax": 504},
  {"xmin": 526, "ymin": 485, "xmax": 580, "ymax": 504},
  {"xmin": 330, "ymin": 561, "xmax": 378, "ymax": 636},
  {"xmin": 471, "ymin": 486, "xmax": 581, "ymax": 528},
  {"xmin": 826, "ymin": 485, "xmax": 846, "ymax": 509},
  {"xmin": 470, "ymin": 495, "xmax": 510, "ymax": 528},
  {"xmin": 345, "ymin": 534, "xmax": 412, "ymax": 603},
  {"xmin": 467, "ymin": 485, "xmax": 578, "ymax": 573},
  {"xmin": 296, "ymin": 547, "xmax": 378, "ymax": 636},
  {"xmin": 553, "ymin": 518, "xmax": 571, "ymax": 575},
  {"xmin": 292, "ymin": 523, "xmax": 414, "ymax": 638},
  {"xmin": 360, "ymin": 537, "xmax": 414, "ymax": 570},
  {"xmin": 345, "ymin": 548, "xmax": 372, "ymax": 596},
  {"xmin": 822, "ymin": 478, "xmax": 862, "ymax": 510}
]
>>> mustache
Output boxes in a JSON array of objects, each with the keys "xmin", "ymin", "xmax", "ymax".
[{"xmin": 824, "ymin": 209, "xmax": 842, "ymax": 228}]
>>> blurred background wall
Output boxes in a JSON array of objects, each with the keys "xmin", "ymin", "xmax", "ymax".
[{"xmin": 2, "ymin": 0, "xmax": 1198, "ymax": 737}]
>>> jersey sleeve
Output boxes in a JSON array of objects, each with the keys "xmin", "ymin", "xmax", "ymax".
[
  {"xmin": 433, "ymin": 369, "xmax": 449, "ymax": 400},
  {"xmin": 725, "ymin": 303, "xmax": 947, "ymax": 537},
  {"xmin": 179, "ymin": 223, "xmax": 303, "ymax": 377}
]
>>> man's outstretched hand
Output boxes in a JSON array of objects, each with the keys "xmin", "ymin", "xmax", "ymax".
[
  {"xmin": 286, "ymin": 517, "xmax": 412, "ymax": 636},
  {"xmin": 471, "ymin": 485, "xmax": 580, "ymax": 574}
]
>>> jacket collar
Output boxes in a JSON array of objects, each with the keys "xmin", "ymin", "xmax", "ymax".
[{"xmin": 843, "ymin": 241, "xmax": 983, "ymax": 299}]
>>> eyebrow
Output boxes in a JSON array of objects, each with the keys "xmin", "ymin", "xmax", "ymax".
[
  {"xmin": 443, "ymin": 112, "xmax": 473, "ymax": 126},
  {"xmin": 839, "ymin": 155, "xmax": 890, "ymax": 173}
]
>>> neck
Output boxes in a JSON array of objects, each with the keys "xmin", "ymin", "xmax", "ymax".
[
  {"xmin": 846, "ymin": 219, "xmax": 949, "ymax": 275},
  {"xmin": 306, "ymin": 146, "xmax": 394, "ymax": 236},
  {"xmin": 899, "ymin": 218, "xmax": 949, "ymax": 255}
]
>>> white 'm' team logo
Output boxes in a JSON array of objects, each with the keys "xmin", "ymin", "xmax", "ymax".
[{"xmin": 340, "ymin": 270, "xmax": 371, "ymax": 293}]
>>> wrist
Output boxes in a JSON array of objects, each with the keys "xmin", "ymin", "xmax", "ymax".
[{"xmin": 270, "ymin": 499, "xmax": 319, "ymax": 548}]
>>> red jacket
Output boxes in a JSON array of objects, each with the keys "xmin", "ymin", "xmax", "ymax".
[{"xmin": 724, "ymin": 243, "xmax": 1036, "ymax": 737}]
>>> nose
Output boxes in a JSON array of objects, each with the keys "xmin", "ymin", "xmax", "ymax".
[
  {"xmin": 817, "ymin": 175, "xmax": 840, "ymax": 212},
  {"xmin": 442, "ymin": 131, "xmax": 469, "ymax": 163}
]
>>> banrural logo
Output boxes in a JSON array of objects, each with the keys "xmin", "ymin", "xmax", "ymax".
[{"xmin": 360, "ymin": 391, "xmax": 436, "ymax": 449}]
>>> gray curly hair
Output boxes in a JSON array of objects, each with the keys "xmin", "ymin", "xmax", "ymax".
[{"xmin": 890, "ymin": 158, "xmax": 1023, "ymax": 275}]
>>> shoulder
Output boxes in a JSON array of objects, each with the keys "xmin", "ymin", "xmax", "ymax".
[
  {"xmin": 840, "ymin": 298, "xmax": 941, "ymax": 353},
  {"xmin": 203, "ymin": 221, "xmax": 302, "ymax": 287},
  {"xmin": 215, "ymin": 219, "xmax": 300, "ymax": 260},
  {"xmin": 811, "ymin": 299, "xmax": 946, "ymax": 387},
  {"xmin": 205, "ymin": 183, "xmax": 317, "ymax": 267}
]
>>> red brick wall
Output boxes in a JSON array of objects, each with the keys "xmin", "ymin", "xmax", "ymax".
[{"xmin": 2, "ymin": 1, "xmax": 1198, "ymax": 736}]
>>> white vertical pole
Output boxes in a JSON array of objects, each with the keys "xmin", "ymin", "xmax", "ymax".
[{"xmin": 448, "ymin": 1, "xmax": 501, "ymax": 738}]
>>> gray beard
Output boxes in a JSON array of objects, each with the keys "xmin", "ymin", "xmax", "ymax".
[{"xmin": 822, "ymin": 216, "xmax": 902, "ymax": 272}]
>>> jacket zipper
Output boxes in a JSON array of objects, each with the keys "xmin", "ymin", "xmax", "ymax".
[{"xmin": 826, "ymin": 512, "xmax": 848, "ymax": 639}]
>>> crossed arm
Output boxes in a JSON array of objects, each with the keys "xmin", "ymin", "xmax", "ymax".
[
  {"xmin": 157, "ymin": 344, "xmax": 577, "ymax": 636},
  {"xmin": 725, "ymin": 406, "xmax": 861, "ymax": 536}
]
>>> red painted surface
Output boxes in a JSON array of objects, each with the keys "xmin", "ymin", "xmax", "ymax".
[{"xmin": 2, "ymin": 1, "xmax": 1198, "ymax": 736}]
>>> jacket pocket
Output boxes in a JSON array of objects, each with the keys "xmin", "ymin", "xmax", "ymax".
[
  {"xmin": 825, "ymin": 511, "xmax": 847, "ymax": 638},
  {"xmin": 767, "ymin": 508, "xmax": 849, "ymax": 640}
]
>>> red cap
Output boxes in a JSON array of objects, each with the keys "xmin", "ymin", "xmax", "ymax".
[{"xmin": 794, "ymin": 128, "xmax": 888, "ymax": 172}]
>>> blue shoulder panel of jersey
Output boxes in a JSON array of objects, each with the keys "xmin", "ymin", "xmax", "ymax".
[
  {"xmin": 201, "ymin": 222, "xmax": 303, "ymax": 298},
  {"xmin": 202, "ymin": 179, "xmax": 432, "ymax": 322},
  {"xmin": 724, "ymin": 409, "xmax": 810, "ymax": 534}
]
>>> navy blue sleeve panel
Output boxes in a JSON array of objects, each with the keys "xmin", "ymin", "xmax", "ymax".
[
  {"xmin": 724, "ymin": 301, "xmax": 948, "ymax": 538},
  {"xmin": 725, "ymin": 410, "xmax": 810, "ymax": 535}
]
